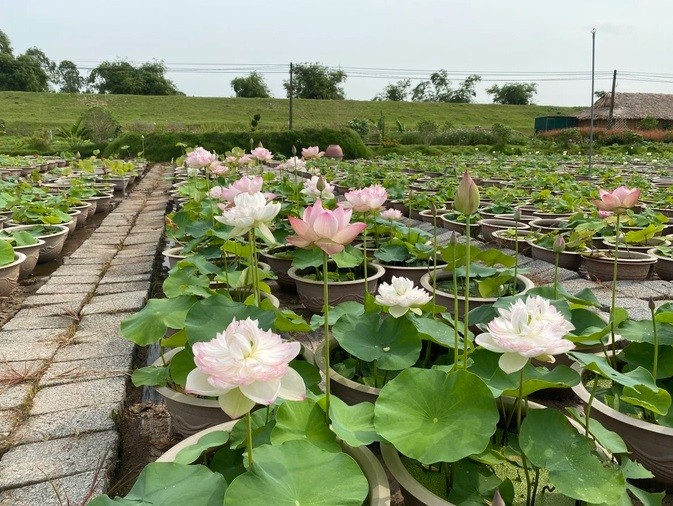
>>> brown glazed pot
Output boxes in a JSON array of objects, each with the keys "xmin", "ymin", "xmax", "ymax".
[
  {"xmin": 324, "ymin": 144, "xmax": 344, "ymax": 160},
  {"xmin": 581, "ymin": 250, "xmax": 657, "ymax": 281}
]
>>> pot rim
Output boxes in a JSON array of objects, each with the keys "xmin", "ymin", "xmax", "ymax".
[
  {"xmin": 2, "ymin": 224, "xmax": 69, "ymax": 239},
  {"xmin": 0, "ymin": 252, "xmax": 27, "ymax": 270},
  {"xmin": 288, "ymin": 262, "xmax": 385, "ymax": 286},
  {"xmin": 580, "ymin": 249, "xmax": 658, "ymax": 263},
  {"xmin": 420, "ymin": 270, "xmax": 535, "ymax": 303}
]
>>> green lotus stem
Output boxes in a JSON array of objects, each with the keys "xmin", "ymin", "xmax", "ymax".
[
  {"xmin": 650, "ymin": 301, "xmax": 659, "ymax": 381},
  {"xmin": 584, "ymin": 374, "xmax": 599, "ymax": 443},
  {"xmin": 373, "ymin": 360, "xmax": 379, "ymax": 388},
  {"xmin": 362, "ymin": 212, "xmax": 369, "ymax": 301},
  {"xmin": 553, "ymin": 251, "xmax": 559, "ymax": 300},
  {"xmin": 514, "ymin": 215, "xmax": 520, "ymax": 283},
  {"xmin": 249, "ymin": 229, "xmax": 260, "ymax": 306},
  {"xmin": 323, "ymin": 251, "xmax": 331, "ymax": 423},
  {"xmin": 246, "ymin": 410, "xmax": 254, "ymax": 469},
  {"xmin": 452, "ymin": 243, "xmax": 460, "ymax": 370},
  {"xmin": 463, "ymin": 215, "xmax": 472, "ymax": 370},
  {"xmin": 205, "ymin": 166, "xmax": 215, "ymax": 228},
  {"xmin": 610, "ymin": 214, "xmax": 620, "ymax": 365},
  {"xmin": 518, "ymin": 367, "xmax": 532, "ymax": 506}
]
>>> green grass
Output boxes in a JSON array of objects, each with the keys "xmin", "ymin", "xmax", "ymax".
[{"xmin": 0, "ymin": 91, "xmax": 582, "ymax": 136}]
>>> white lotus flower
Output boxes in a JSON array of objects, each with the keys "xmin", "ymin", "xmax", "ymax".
[
  {"xmin": 301, "ymin": 176, "xmax": 335, "ymax": 201},
  {"xmin": 215, "ymin": 191, "xmax": 281, "ymax": 243},
  {"xmin": 475, "ymin": 295, "xmax": 575, "ymax": 374},
  {"xmin": 375, "ymin": 276, "xmax": 432, "ymax": 318},
  {"xmin": 185, "ymin": 318, "xmax": 305, "ymax": 418}
]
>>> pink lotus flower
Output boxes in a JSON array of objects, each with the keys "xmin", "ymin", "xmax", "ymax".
[
  {"xmin": 380, "ymin": 208, "xmax": 403, "ymax": 221},
  {"xmin": 593, "ymin": 186, "xmax": 641, "ymax": 215},
  {"xmin": 279, "ymin": 156, "xmax": 306, "ymax": 171},
  {"xmin": 343, "ymin": 185, "xmax": 388, "ymax": 212},
  {"xmin": 238, "ymin": 155, "xmax": 253, "ymax": 166},
  {"xmin": 250, "ymin": 146, "xmax": 273, "ymax": 163},
  {"xmin": 185, "ymin": 146, "xmax": 217, "ymax": 169},
  {"xmin": 375, "ymin": 276, "xmax": 432, "ymax": 317},
  {"xmin": 209, "ymin": 161, "xmax": 228, "ymax": 175},
  {"xmin": 219, "ymin": 175, "xmax": 264, "ymax": 202},
  {"xmin": 287, "ymin": 199, "xmax": 366, "ymax": 256},
  {"xmin": 185, "ymin": 318, "xmax": 305, "ymax": 418},
  {"xmin": 302, "ymin": 146, "xmax": 325, "ymax": 159},
  {"xmin": 598, "ymin": 210, "xmax": 613, "ymax": 219},
  {"xmin": 475, "ymin": 295, "xmax": 575, "ymax": 374},
  {"xmin": 209, "ymin": 186, "xmax": 226, "ymax": 199}
]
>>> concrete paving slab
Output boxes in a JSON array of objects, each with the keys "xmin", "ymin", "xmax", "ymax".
[
  {"xmin": 35, "ymin": 283, "xmax": 97, "ymax": 295},
  {"xmin": 81, "ymin": 291, "xmax": 147, "ymax": 315},
  {"xmin": 52, "ymin": 330, "xmax": 134, "ymax": 362},
  {"xmin": 99, "ymin": 273, "xmax": 151, "ymax": 284},
  {"xmin": 1, "ymin": 315, "xmax": 74, "ymax": 331},
  {"xmin": 0, "ymin": 469, "xmax": 107, "ymax": 506},
  {"xmin": 50, "ymin": 266, "xmax": 105, "ymax": 277},
  {"xmin": 103, "ymin": 262, "xmax": 153, "ymax": 277},
  {"xmin": 0, "ymin": 431, "xmax": 118, "ymax": 490},
  {"xmin": 20, "ymin": 293, "xmax": 87, "ymax": 311},
  {"xmin": 30, "ymin": 378, "xmax": 126, "ymax": 415},
  {"xmin": 94, "ymin": 281, "xmax": 150, "ymax": 295},
  {"xmin": 0, "ymin": 329, "xmax": 63, "ymax": 362},
  {"xmin": 0, "ymin": 383, "xmax": 32, "ymax": 411},
  {"xmin": 40, "ymin": 356, "xmax": 131, "ymax": 387},
  {"xmin": 13, "ymin": 403, "xmax": 118, "ymax": 444}
]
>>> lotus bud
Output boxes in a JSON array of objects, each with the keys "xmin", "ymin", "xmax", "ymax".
[
  {"xmin": 649, "ymin": 296, "xmax": 655, "ymax": 312},
  {"xmin": 492, "ymin": 490, "xmax": 506, "ymax": 506},
  {"xmin": 316, "ymin": 176, "xmax": 326, "ymax": 192},
  {"xmin": 512, "ymin": 209, "xmax": 521, "ymax": 222},
  {"xmin": 291, "ymin": 145, "xmax": 297, "ymax": 156},
  {"xmin": 553, "ymin": 234, "xmax": 566, "ymax": 253},
  {"xmin": 450, "ymin": 231, "xmax": 458, "ymax": 245},
  {"xmin": 454, "ymin": 171, "xmax": 480, "ymax": 216}
]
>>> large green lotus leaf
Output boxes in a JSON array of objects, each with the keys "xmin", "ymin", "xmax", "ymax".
[
  {"xmin": 328, "ymin": 397, "xmax": 380, "ymax": 447},
  {"xmin": 332, "ymin": 245, "xmax": 363, "ymax": 268},
  {"xmin": 332, "ymin": 312, "xmax": 421, "ymax": 370},
  {"xmin": 447, "ymin": 459, "xmax": 514, "ymax": 506},
  {"xmin": 174, "ymin": 430, "xmax": 230, "ymax": 464},
  {"xmin": 120, "ymin": 295, "xmax": 198, "ymax": 345},
  {"xmin": 185, "ymin": 295, "xmax": 275, "ymax": 344},
  {"xmin": 564, "ymin": 407, "xmax": 628, "ymax": 454},
  {"xmin": 374, "ymin": 368, "xmax": 498, "ymax": 464},
  {"xmin": 223, "ymin": 440, "xmax": 368, "ymax": 506},
  {"xmin": 621, "ymin": 342, "xmax": 673, "ymax": 379},
  {"xmin": 519, "ymin": 409, "xmax": 626, "ymax": 504},
  {"xmin": 168, "ymin": 347, "xmax": 195, "ymax": 387},
  {"xmin": 309, "ymin": 301, "xmax": 364, "ymax": 330},
  {"xmin": 270, "ymin": 398, "xmax": 339, "ymax": 452},
  {"xmin": 618, "ymin": 319, "xmax": 673, "ymax": 346},
  {"xmin": 292, "ymin": 247, "xmax": 323, "ymax": 269},
  {"xmin": 89, "ymin": 462, "xmax": 226, "ymax": 506},
  {"xmin": 373, "ymin": 243, "xmax": 408, "ymax": 264},
  {"xmin": 229, "ymin": 409, "xmax": 274, "ymax": 449},
  {"xmin": 408, "ymin": 313, "xmax": 462, "ymax": 348},
  {"xmin": 131, "ymin": 365, "xmax": 170, "ymax": 387},
  {"xmin": 163, "ymin": 266, "xmax": 212, "ymax": 298}
]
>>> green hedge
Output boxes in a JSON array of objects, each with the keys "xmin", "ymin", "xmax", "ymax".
[{"xmin": 104, "ymin": 128, "xmax": 370, "ymax": 161}]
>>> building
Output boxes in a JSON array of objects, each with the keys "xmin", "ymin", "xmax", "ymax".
[{"xmin": 576, "ymin": 92, "xmax": 673, "ymax": 129}]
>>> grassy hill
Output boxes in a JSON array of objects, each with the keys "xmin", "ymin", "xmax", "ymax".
[{"xmin": 0, "ymin": 92, "xmax": 582, "ymax": 136}]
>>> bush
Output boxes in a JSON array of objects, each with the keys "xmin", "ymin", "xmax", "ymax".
[
  {"xmin": 0, "ymin": 119, "xmax": 5, "ymax": 135},
  {"xmin": 81, "ymin": 107, "xmax": 121, "ymax": 143},
  {"xmin": 638, "ymin": 116, "xmax": 659, "ymax": 130},
  {"xmin": 346, "ymin": 119, "xmax": 370, "ymax": 139},
  {"xmin": 416, "ymin": 120, "xmax": 438, "ymax": 144},
  {"xmin": 104, "ymin": 128, "xmax": 371, "ymax": 161}
]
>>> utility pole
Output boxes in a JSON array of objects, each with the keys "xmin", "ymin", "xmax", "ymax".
[
  {"xmin": 588, "ymin": 28, "xmax": 596, "ymax": 178},
  {"xmin": 608, "ymin": 69, "xmax": 617, "ymax": 129},
  {"xmin": 288, "ymin": 62, "xmax": 294, "ymax": 130}
]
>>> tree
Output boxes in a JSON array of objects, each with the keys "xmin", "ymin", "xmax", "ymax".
[
  {"xmin": 0, "ymin": 31, "xmax": 51, "ymax": 92},
  {"xmin": 373, "ymin": 79, "xmax": 411, "ymax": 101},
  {"xmin": 24, "ymin": 47, "xmax": 56, "ymax": 83},
  {"xmin": 411, "ymin": 71, "xmax": 481, "ymax": 103},
  {"xmin": 56, "ymin": 60, "xmax": 84, "ymax": 93},
  {"xmin": 87, "ymin": 60, "xmax": 182, "ymax": 95},
  {"xmin": 231, "ymin": 72, "xmax": 270, "ymax": 98},
  {"xmin": 486, "ymin": 82, "xmax": 537, "ymax": 105},
  {"xmin": 283, "ymin": 63, "xmax": 347, "ymax": 100},
  {"xmin": 0, "ymin": 29, "xmax": 12, "ymax": 55}
]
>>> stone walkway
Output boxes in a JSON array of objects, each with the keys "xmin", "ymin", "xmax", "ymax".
[
  {"xmin": 0, "ymin": 172, "xmax": 670, "ymax": 504},
  {"xmin": 0, "ymin": 165, "xmax": 172, "ymax": 506}
]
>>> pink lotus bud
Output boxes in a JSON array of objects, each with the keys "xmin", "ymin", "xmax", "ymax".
[
  {"xmin": 553, "ymin": 234, "xmax": 565, "ymax": 253},
  {"xmin": 454, "ymin": 171, "xmax": 480, "ymax": 216}
]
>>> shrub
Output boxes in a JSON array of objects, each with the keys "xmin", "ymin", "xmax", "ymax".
[
  {"xmin": 416, "ymin": 120, "xmax": 439, "ymax": 144},
  {"xmin": 638, "ymin": 116, "xmax": 659, "ymax": 130},
  {"xmin": 81, "ymin": 107, "xmax": 121, "ymax": 143},
  {"xmin": 104, "ymin": 128, "xmax": 371, "ymax": 161},
  {"xmin": 346, "ymin": 119, "xmax": 370, "ymax": 139},
  {"xmin": 0, "ymin": 119, "xmax": 5, "ymax": 135}
]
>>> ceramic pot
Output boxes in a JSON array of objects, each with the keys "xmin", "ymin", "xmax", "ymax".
[
  {"xmin": 420, "ymin": 270, "xmax": 534, "ymax": 317},
  {"xmin": 324, "ymin": 144, "xmax": 344, "ymax": 160},
  {"xmin": 259, "ymin": 245, "xmax": 297, "ymax": 292},
  {"xmin": 4, "ymin": 225, "xmax": 69, "ymax": 263},
  {"xmin": 157, "ymin": 420, "xmax": 391, "ymax": 505},
  {"xmin": 601, "ymin": 236, "xmax": 670, "ymax": 252},
  {"xmin": 439, "ymin": 214, "xmax": 481, "ymax": 236},
  {"xmin": 491, "ymin": 229, "xmax": 532, "ymax": 255},
  {"xmin": 378, "ymin": 258, "xmax": 447, "ymax": 286},
  {"xmin": 478, "ymin": 218, "xmax": 529, "ymax": 243},
  {"xmin": 0, "ymin": 252, "xmax": 26, "ymax": 297},
  {"xmin": 12, "ymin": 239, "xmax": 45, "ymax": 279},
  {"xmin": 288, "ymin": 262, "xmax": 385, "ymax": 313},
  {"xmin": 528, "ymin": 218, "xmax": 570, "ymax": 234},
  {"xmin": 92, "ymin": 193, "xmax": 114, "ymax": 214},
  {"xmin": 581, "ymin": 250, "xmax": 657, "ymax": 281},
  {"xmin": 648, "ymin": 248, "xmax": 673, "ymax": 281},
  {"xmin": 527, "ymin": 240, "xmax": 586, "ymax": 271},
  {"xmin": 572, "ymin": 366, "xmax": 673, "ymax": 489}
]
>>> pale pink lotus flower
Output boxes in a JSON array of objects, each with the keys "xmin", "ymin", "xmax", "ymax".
[
  {"xmin": 375, "ymin": 276, "xmax": 432, "ymax": 317},
  {"xmin": 215, "ymin": 191, "xmax": 281, "ymax": 243},
  {"xmin": 475, "ymin": 295, "xmax": 575, "ymax": 374},
  {"xmin": 224, "ymin": 155, "xmax": 239, "ymax": 164},
  {"xmin": 185, "ymin": 146, "xmax": 217, "ymax": 169},
  {"xmin": 238, "ymin": 155, "xmax": 253, "ymax": 166},
  {"xmin": 209, "ymin": 161, "xmax": 228, "ymax": 175},
  {"xmin": 598, "ymin": 210, "xmax": 613, "ymax": 219},
  {"xmin": 250, "ymin": 146, "xmax": 273, "ymax": 163},
  {"xmin": 380, "ymin": 208, "xmax": 403, "ymax": 221},
  {"xmin": 302, "ymin": 146, "xmax": 325, "ymax": 159},
  {"xmin": 209, "ymin": 186, "xmax": 226, "ymax": 199},
  {"xmin": 279, "ymin": 156, "xmax": 306, "ymax": 171},
  {"xmin": 185, "ymin": 318, "xmax": 305, "ymax": 419},
  {"xmin": 301, "ymin": 176, "xmax": 335, "ymax": 201},
  {"xmin": 287, "ymin": 199, "xmax": 366, "ymax": 256},
  {"xmin": 593, "ymin": 186, "xmax": 641, "ymax": 215},
  {"xmin": 219, "ymin": 175, "xmax": 264, "ymax": 202},
  {"xmin": 343, "ymin": 184, "xmax": 388, "ymax": 212}
]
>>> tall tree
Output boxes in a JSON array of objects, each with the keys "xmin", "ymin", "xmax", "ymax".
[
  {"xmin": 231, "ymin": 72, "xmax": 270, "ymax": 98},
  {"xmin": 283, "ymin": 62, "xmax": 347, "ymax": 100},
  {"xmin": 486, "ymin": 82, "xmax": 537, "ymax": 105},
  {"xmin": 57, "ymin": 60, "xmax": 84, "ymax": 93},
  {"xmin": 0, "ymin": 29, "xmax": 12, "ymax": 55},
  {"xmin": 411, "ymin": 71, "xmax": 481, "ymax": 103},
  {"xmin": 87, "ymin": 60, "xmax": 182, "ymax": 95},
  {"xmin": 24, "ymin": 47, "xmax": 56, "ymax": 84},
  {"xmin": 373, "ymin": 79, "xmax": 411, "ymax": 101}
]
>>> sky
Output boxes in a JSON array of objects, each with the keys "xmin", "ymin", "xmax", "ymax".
[{"xmin": 3, "ymin": 0, "xmax": 673, "ymax": 107}]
